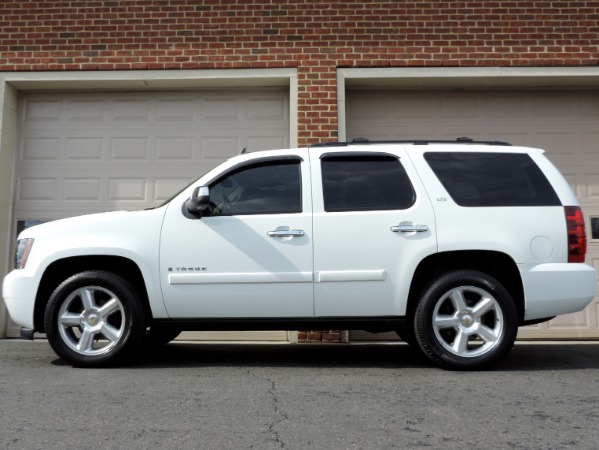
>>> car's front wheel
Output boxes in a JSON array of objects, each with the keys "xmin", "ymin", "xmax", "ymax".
[
  {"xmin": 414, "ymin": 269, "xmax": 518, "ymax": 370},
  {"xmin": 44, "ymin": 271, "xmax": 145, "ymax": 367}
]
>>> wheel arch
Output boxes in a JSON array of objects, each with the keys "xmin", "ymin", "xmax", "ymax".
[
  {"xmin": 407, "ymin": 250, "xmax": 525, "ymax": 323},
  {"xmin": 33, "ymin": 255, "xmax": 151, "ymax": 332}
]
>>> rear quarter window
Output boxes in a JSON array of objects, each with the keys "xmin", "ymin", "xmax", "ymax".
[{"xmin": 424, "ymin": 152, "xmax": 561, "ymax": 207}]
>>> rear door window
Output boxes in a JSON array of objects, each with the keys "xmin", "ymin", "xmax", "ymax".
[
  {"xmin": 424, "ymin": 152, "xmax": 561, "ymax": 207},
  {"xmin": 321, "ymin": 153, "xmax": 416, "ymax": 212}
]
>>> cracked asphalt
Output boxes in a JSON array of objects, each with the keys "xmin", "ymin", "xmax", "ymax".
[{"xmin": 1, "ymin": 339, "xmax": 598, "ymax": 449}]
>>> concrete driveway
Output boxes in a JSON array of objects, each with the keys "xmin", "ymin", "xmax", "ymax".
[{"xmin": 0, "ymin": 339, "xmax": 598, "ymax": 449}]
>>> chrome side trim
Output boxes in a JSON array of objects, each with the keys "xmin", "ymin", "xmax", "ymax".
[
  {"xmin": 169, "ymin": 272, "xmax": 313, "ymax": 285},
  {"xmin": 316, "ymin": 270, "xmax": 386, "ymax": 282}
]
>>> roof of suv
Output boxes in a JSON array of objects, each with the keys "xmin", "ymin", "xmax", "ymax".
[{"xmin": 310, "ymin": 137, "xmax": 512, "ymax": 148}]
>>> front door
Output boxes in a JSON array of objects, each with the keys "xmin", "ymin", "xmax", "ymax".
[
  {"xmin": 160, "ymin": 155, "xmax": 314, "ymax": 318},
  {"xmin": 309, "ymin": 147, "xmax": 437, "ymax": 317}
]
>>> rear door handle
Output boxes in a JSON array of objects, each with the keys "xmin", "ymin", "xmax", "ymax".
[
  {"xmin": 267, "ymin": 228, "xmax": 305, "ymax": 238},
  {"xmin": 391, "ymin": 223, "xmax": 429, "ymax": 233}
]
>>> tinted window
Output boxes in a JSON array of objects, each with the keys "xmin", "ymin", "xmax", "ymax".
[
  {"xmin": 321, "ymin": 154, "xmax": 415, "ymax": 212},
  {"xmin": 424, "ymin": 152, "xmax": 561, "ymax": 207},
  {"xmin": 207, "ymin": 159, "xmax": 301, "ymax": 215}
]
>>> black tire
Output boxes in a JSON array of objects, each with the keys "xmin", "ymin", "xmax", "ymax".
[
  {"xmin": 414, "ymin": 269, "xmax": 518, "ymax": 371},
  {"xmin": 44, "ymin": 271, "xmax": 146, "ymax": 368}
]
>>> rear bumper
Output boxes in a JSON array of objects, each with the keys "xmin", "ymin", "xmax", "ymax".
[{"xmin": 520, "ymin": 263, "xmax": 597, "ymax": 321}]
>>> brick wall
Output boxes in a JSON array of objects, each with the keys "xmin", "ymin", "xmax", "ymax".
[
  {"xmin": 1, "ymin": 0, "xmax": 598, "ymax": 146},
  {"xmin": 298, "ymin": 330, "xmax": 342, "ymax": 343}
]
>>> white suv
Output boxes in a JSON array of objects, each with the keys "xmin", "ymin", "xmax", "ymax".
[{"xmin": 3, "ymin": 139, "xmax": 596, "ymax": 370}]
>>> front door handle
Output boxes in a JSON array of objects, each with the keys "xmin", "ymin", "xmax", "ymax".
[
  {"xmin": 267, "ymin": 228, "xmax": 305, "ymax": 238},
  {"xmin": 391, "ymin": 223, "xmax": 429, "ymax": 233}
]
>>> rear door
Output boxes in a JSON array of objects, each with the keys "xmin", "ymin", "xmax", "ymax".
[{"xmin": 309, "ymin": 146, "xmax": 437, "ymax": 317}]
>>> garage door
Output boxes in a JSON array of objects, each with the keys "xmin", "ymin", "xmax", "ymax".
[
  {"xmin": 7, "ymin": 89, "xmax": 290, "ymax": 341},
  {"xmin": 347, "ymin": 89, "xmax": 599, "ymax": 340}
]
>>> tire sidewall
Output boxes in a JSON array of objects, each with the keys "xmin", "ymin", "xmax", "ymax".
[
  {"xmin": 415, "ymin": 269, "xmax": 518, "ymax": 370},
  {"xmin": 44, "ymin": 271, "xmax": 145, "ymax": 367}
]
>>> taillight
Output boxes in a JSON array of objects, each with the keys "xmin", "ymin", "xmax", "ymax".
[{"xmin": 565, "ymin": 206, "xmax": 587, "ymax": 263}]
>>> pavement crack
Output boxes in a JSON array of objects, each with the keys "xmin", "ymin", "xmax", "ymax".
[
  {"xmin": 246, "ymin": 370, "xmax": 288, "ymax": 448},
  {"xmin": 268, "ymin": 378, "xmax": 289, "ymax": 448}
]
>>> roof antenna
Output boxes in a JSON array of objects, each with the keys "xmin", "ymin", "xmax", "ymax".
[{"xmin": 240, "ymin": 147, "xmax": 247, "ymax": 154}]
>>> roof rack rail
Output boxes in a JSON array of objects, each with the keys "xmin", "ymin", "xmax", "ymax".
[{"xmin": 310, "ymin": 137, "xmax": 512, "ymax": 148}]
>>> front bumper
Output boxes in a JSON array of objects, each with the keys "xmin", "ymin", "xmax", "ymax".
[
  {"xmin": 2, "ymin": 269, "xmax": 39, "ymax": 330},
  {"xmin": 20, "ymin": 328, "xmax": 35, "ymax": 340}
]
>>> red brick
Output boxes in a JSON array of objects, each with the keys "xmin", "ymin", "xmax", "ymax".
[
  {"xmin": 1, "ymin": 0, "xmax": 599, "ymax": 144},
  {"xmin": 306, "ymin": 332, "xmax": 322, "ymax": 341},
  {"xmin": 297, "ymin": 332, "xmax": 308, "ymax": 341},
  {"xmin": 321, "ymin": 333, "xmax": 341, "ymax": 342}
]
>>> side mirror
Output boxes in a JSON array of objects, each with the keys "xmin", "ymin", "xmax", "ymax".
[{"xmin": 185, "ymin": 186, "xmax": 210, "ymax": 217}]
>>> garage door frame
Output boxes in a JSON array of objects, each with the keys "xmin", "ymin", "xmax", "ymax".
[
  {"xmin": 337, "ymin": 66, "xmax": 599, "ymax": 340},
  {"xmin": 337, "ymin": 66, "xmax": 599, "ymax": 142},
  {"xmin": 0, "ymin": 68, "xmax": 298, "ymax": 338}
]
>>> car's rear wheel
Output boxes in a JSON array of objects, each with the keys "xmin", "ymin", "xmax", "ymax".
[
  {"xmin": 414, "ymin": 269, "xmax": 518, "ymax": 370},
  {"xmin": 44, "ymin": 271, "xmax": 145, "ymax": 367}
]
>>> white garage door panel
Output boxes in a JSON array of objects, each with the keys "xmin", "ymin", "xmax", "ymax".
[
  {"xmin": 347, "ymin": 90, "xmax": 599, "ymax": 340},
  {"xmin": 7, "ymin": 89, "xmax": 290, "ymax": 340},
  {"xmin": 16, "ymin": 91, "xmax": 289, "ymax": 217}
]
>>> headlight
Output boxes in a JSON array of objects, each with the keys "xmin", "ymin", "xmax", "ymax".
[{"xmin": 14, "ymin": 238, "xmax": 34, "ymax": 269}]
